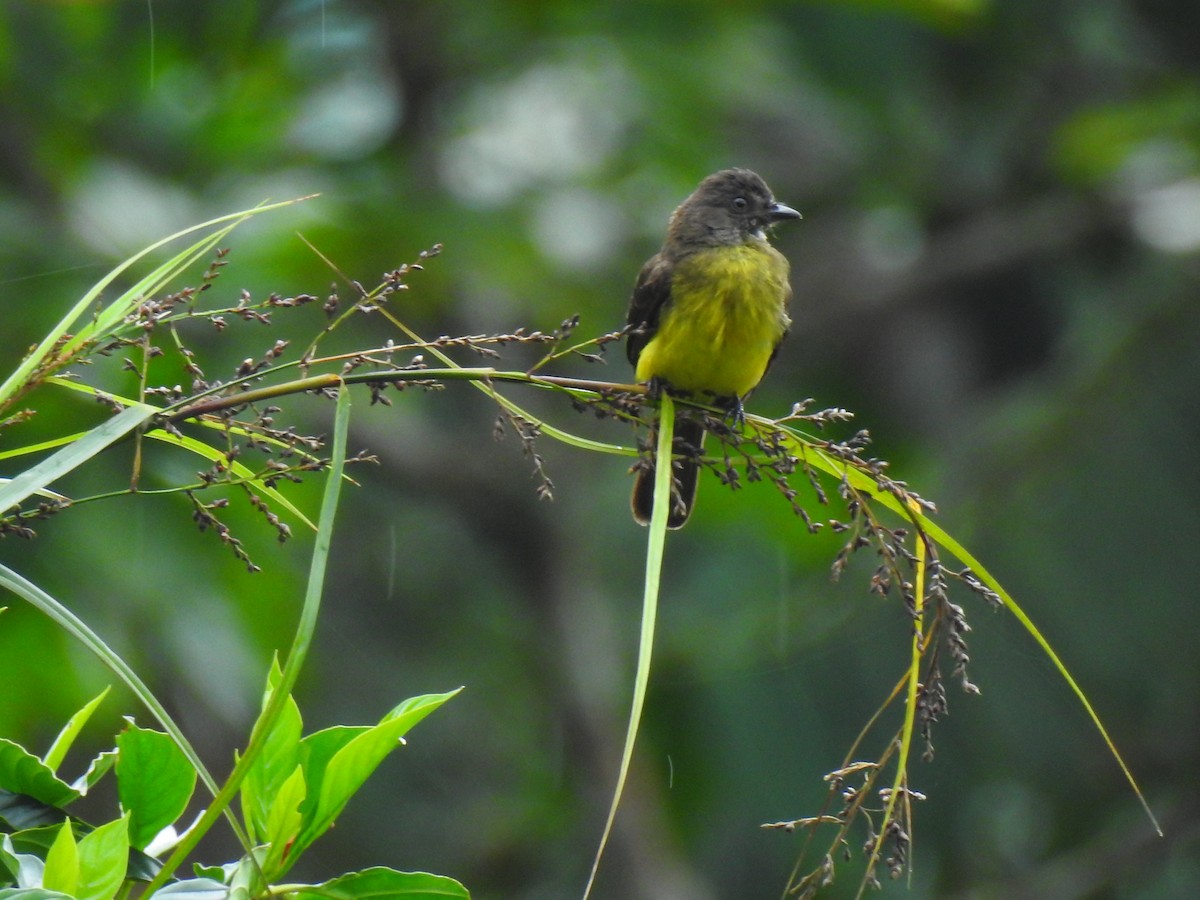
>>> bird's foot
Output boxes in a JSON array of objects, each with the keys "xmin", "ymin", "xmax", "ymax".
[{"xmin": 720, "ymin": 395, "xmax": 747, "ymax": 433}]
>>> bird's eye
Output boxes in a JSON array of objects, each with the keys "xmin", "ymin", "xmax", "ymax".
[{"xmin": 732, "ymin": 196, "xmax": 748, "ymax": 211}]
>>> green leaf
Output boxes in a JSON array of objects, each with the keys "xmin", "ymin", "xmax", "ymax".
[
  {"xmin": 0, "ymin": 564, "xmax": 223, "ymax": 825},
  {"xmin": 6, "ymin": 827, "xmax": 64, "ymax": 858},
  {"xmin": 294, "ymin": 726, "xmax": 370, "ymax": 826},
  {"xmin": 260, "ymin": 766, "xmax": 306, "ymax": 879},
  {"xmin": 43, "ymin": 689, "xmax": 111, "ymax": 774},
  {"xmin": 190, "ymin": 862, "xmax": 232, "ymax": 883},
  {"xmin": 116, "ymin": 723, "xmax": 196, "ymax": 852},
  {"xmin": 292, "ymin": 691, "xmax": 460, "ymax": 861},
  {"xmin": 0, "ymin": 791, "xmax": 66, "ymax": 832},
  {"xmin": 0, "ymin": 742, "xmax": 77, "ymax": 808},
  {"xmin": 240, "ymin": 657, "xmax": 303, "ymax": 846},
  {"xmin": 311, "ymin": 694, "xmax": 459, "ymax": 833},
  {"xmin": 0, "ymin": 196, "xmax": 310, "ymax": 413},
  {"xmin": 0, "ymin": 406, "xmax": 157, "ymax": 516},
  {"xmin": 40, "ymin": 825, "xmax": 76, "ymax": 897},
  {"xmin": 291, "ymin": 867, "xmax": 469, "ymax": 900},
  {"xmin": 381, "ymin": 692, "xmax": 461, "ymax": 738},
  {"xmin": 142, "ymin": 430, "xmax": 317, "ymax": 532},
  {"xmin": 123, "ymin": 846, "xmax": 162, "ymax": 885},
  {"xmin": 6, "ymin": 826, "xmax": 157, "ymax": 887},
  {"xmin": 75, "ymin": 816, "xmax": 129, "ymax": 900},
  {"xmin": 0, "ymin": 890, "xmax": 75, "ymax": 900},
  {"xmin": 151, "ymin": 877, "xmax": 230, "ymax": 900},
  {"xmin": 141, "ymin": 386, "xmax": 352, "ymax": 898}
]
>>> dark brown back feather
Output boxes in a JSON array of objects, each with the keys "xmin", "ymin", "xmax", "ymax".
[{"xmin": 624, "ymin": 252, "xmax": 675, "ymax": 367}]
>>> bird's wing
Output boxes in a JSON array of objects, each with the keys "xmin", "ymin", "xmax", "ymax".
[
  {"xmin": 624, "ymin": 252, "xmax": 674, "ymax": 366},
  {"xmin": 761, "ymin": 289, "xmax": 792, "ymax": 382}
]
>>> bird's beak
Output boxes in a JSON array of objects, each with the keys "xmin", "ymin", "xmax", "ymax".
[{"xmin": 768, "ymin": 202, "xmax": 802, "ymax": 222}]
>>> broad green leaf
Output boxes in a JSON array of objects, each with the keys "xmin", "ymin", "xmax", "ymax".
[
  {"xmin": 0, "ymin": 565, "xmax": 221, "ymax": 814},
  {"xmin": 116, "ymin": 723, "xmax": 196, "ymax": 852},
  {"xmin": 5, "ymin": 824, "xmax": 155, "ymax": 887},
  {"xmin": 43, "ymin": 689, "xmax": 111, "ymax": 773},
  {"xmin": 293, "ymin": 691, "xmax": 460, "ymax": 859},
  {"xmin": 151, "ymin": 877, "xmax": 230, "ymax": 900},
  {"xmin": 0, "ymin": 791, "xmax": 65, "ymax": 832},
  {"xmin": 5, "ymin": 826, "xmax": 64, "ymax": 858},
  {"xmin": 291, "ymin": 867, "xmax": 469, "ymax": 900},
  {"xmin": 0, "ymin": 742, "xmax": 77, "ymax": 808},
  {"xmin": 40, "ymin": 825, "xmax": 76, "ymax": 897},
  {"xmin": 75, "ymin": 816, "xmax": 129, "ymax": 900},
  {"xmin": 380, "ymin": 692, "xmax": 461, "ymax": 738},
  {"xmin": 0, "ymin": 890, "xmax": 73, "ymax": 900},
  {"xmin": 294, "ymin": 725, "xmax": 370, "ymax": 825},
  {"xmin": 240, "ymin": 658, "xmax": 303, "ymax": 845},
  {"xmin": 123, "ymin": 845, "xmax": 163, "ymax": 884},
  {"xmin": 261, "ymin": 766, "xmax": 306, "ymax": 879}
]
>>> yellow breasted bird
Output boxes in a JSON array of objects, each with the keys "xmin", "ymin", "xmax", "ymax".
[{"xmin": 625, "ymin": 168, "xmax": 799, "ymax": 528}]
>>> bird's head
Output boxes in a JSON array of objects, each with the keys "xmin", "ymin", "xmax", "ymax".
[{"xmin": 667, "ymin": 168, "xmax": 800, "ymax": 249}]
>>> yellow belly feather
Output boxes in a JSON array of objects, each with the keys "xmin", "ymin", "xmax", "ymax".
[{"xmin": 635, "ymin": 244, "xmax": 791, "ymax": 398}]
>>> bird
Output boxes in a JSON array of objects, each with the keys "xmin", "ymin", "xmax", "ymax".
[{"xmin": 625, "ymin": 168, "xmax": 799, "ymax": 528}]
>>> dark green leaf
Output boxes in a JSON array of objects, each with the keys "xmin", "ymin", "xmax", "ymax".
[
  {"xmin": 0, "ymin": 744, "xmax": 76, "ymax": 809},
  {"xmin": 152, "ymin": 878, "xmax": 230, "ymax": 900},
  {"xmin": 0, "ymin": 792, "xmax": 66, "ymax": 832},
  {"xmin": 291, "ymin": 867, "xmax": 469, "ymax": 900},
  {"xmin": 116, "ymin": 724, "xmax": 196, "ymax": 852}
]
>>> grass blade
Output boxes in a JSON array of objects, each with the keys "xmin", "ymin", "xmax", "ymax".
[
  {"xmin": 583, "ymin": 394, "xmax": 674, "ymax": 898},
  {"xmin": 143, "ymin": 382, "xmax": 352, "ymax": 894},
  {"xmin": 0, "ymin": 405, "xmax": 155, "ymax": 515},
  {"xmin": 0, "ymin": 198, "xmax": 310, "ymax": 412}
]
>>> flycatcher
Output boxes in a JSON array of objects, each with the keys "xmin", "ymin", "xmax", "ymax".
[{"xmin": 625, "ymin": 168, "xmax": 799, "ymax": 528}]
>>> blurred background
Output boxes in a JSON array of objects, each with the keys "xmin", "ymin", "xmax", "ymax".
[{"xmin": 1, "ymin": 1, "xmax": 1197, "ymax": 897}]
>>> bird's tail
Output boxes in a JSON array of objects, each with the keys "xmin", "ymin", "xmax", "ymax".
[{"xmin": 631, "ymin": 415, "xmax": 705, "ymax": 529}]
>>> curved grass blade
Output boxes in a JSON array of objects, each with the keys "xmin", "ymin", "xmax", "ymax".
[
  {"xmin": 771, "ymin": 422, "xmax": 1162, "ymax": 837},
  {"xmin": 0, "ymin": 564, "xmax": 227, "ymax": 821},
  {"xmin": 0, "ymin": 405, "xmax": 155, "ymax": 515},
  {"xmin": 583, "ymin": 394, "xmax": 674, "ymax": 898},
  {"xmin": 0, "ymin": 198, "xmax": 311, "ymax": 412},
  {"xmin": 902, "ymin": 511, "xmax": 1163, "ymax": 837},
  {"xmin": 144, "ymin": 383, "xmax": 353, "ymax": 894}
]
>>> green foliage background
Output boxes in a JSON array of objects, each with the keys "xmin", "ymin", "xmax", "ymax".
[{"xmin": 2, "ymin": 1, "xmax": 1197, "ymax": 896}]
